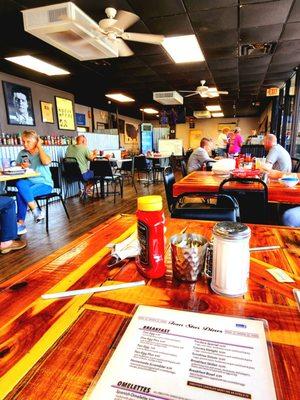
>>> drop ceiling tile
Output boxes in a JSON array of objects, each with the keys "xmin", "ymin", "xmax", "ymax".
[
  {"xmin": 281, "ymin": 22, "xmax": 300, "ymax": 40},
  {"xmin": 204, "ymin": 46, "xmax": 238, "ymax": 59},
  {"xmin": 240, "ymin": 0, "xmax": 293, "ymax": 28},
  {"xmin": 129, "ymin": 0, "xmax": 185, "ymax": 19},
  {"xmin": 146, "ymin": 14, "xmax": 193, "ymax": 35},
  {"xmin": 239, "ymin": 55, "xmax": 272, "ymax": 67},
  {"xmin": 190, "ymin": 7, "xmax": 237, "ymax": 32},
  {"xmin": 185, "ymin": 0, "xmax": 237, "ymax": 11},
  {"xmin": 208, "ymin": 59, "xmax": 238, "ymax": 70},
  {"xmin": 288, "ymin": 0, "xmax": 300, "ymax": 22},
  {"xmin": 198, "ymin": 29, "xmax": 238, "ymax": 49},
  {"xmin": 240, "ymin": 24, "xmax": 283, "ymax": 43},
  {"xmin": 275, "ymin": 39, "xmax": 300, "ymax": 54}
]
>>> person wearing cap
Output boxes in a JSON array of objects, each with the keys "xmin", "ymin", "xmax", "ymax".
[{"xmin": 228, "ymin": 127, "xmax": 243, "ymax": 155}]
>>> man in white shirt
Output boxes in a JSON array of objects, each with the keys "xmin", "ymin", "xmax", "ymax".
[
  {"xmin": 262, "ymin": 134, "xmax": 292, "ymax": 174},
  {"xmin": 187, "ymin": 138, "xmax": 214, "ymax": 173}
]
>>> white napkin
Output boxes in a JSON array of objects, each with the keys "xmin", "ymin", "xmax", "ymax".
[{"xmin": 109, "ymin": 232, "xmax": 140, "ymax": 267}]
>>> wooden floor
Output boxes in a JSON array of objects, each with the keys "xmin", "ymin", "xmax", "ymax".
[
  {"xmin": 0, "ymin": 174, "xmax": 284, "ymax": 283},
  {"xmin": 0, "ymin": 178, "xmax": 167, "ymax": 283}
]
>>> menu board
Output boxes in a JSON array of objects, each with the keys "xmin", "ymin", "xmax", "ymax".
[{"xmin": 90, "ymin": 305, "xmax": 277, "ymax": 400}]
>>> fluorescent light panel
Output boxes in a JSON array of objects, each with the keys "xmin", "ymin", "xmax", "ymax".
[
  {"xmin": 211, "ymin": 112, "xmax": 224, "ymax": 118},
  {"xmin": 206, "ymin": 105, "xmax": 221, "ymax": 112},
  {"xmin": 5, "ymin": 55, "xmax": 70, "ymax": 76},
  {"xmin": 105, "ymin": 93, "xmax": 135, "ymax": 102},
  {"xmin": 162, "ymin": 35, "xmax": 205, "ymax": 63},
  {"xmin": 140, "ymin": 108, "xmax": 158, "ymax": 114}
]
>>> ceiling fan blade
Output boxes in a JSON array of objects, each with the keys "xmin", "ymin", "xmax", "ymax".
[
  {"xmin": 122, "ymin": 32, "xmax": 164, "ymax": 45},
  {"xmin": 179, "ymin": 90, "xmax": 197, "ymax": 93},
  {"xmin": 185, "ymin": 92, "xmax": 199, "ymax": 98},
  {"xmin": 115, "ymin": 38, "xmax": 134, "ymax": 57},
  {"xmin": 218, "ymin": 91, "xmax": 229, "ymax": 95},
  {"xmin": 113, "ymin": 10, "xmax": 140, "ymax": 31}
]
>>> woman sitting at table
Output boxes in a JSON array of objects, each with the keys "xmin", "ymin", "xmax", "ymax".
[{"xmin": 15, "ymin": 130, "xmax": 53, "ymax": 235}]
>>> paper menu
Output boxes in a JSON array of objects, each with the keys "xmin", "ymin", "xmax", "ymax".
[{"xmin": 90, "ymin": 306, "xmax": 277, "ymax": 400}]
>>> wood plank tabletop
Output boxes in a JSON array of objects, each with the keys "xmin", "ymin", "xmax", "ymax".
[
  {"xmin": 173, "ymin": 171, "xmax": 300, "ymax": 203},
  {"xmin": 0, "ymin": 214, "xmax": 299, "ymax": 400}
]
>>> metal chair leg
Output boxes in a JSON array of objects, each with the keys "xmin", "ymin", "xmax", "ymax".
[
  {"xmin": 59, "ymin": 194, "xmax": 70, "ymax": 220},
  {"xmin": 46, "ymin": 198, "xmax": 49, "ymax": 233}
]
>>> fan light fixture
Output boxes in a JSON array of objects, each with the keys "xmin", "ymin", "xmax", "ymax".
[
  {"xmin": 105, "ymin": 93, "xmax": 135, "ymax": 102},
  {"xmin": 162, "ymin": 35, "xmax": 205, "ymax": 63},
  {"xmin": 140, "ymin": 108, "xmax": 158, "ymax": 114},
  {"xmin": 5, "ymin": 55, "xmax": 70, "ymax": 76},
  {"xmin": 206, "ymin": 105, "xmax": 221, "ymax": 112},
  {"xmin": 211, "ymin": 112, "xmax": 224, "ymax": 118}
]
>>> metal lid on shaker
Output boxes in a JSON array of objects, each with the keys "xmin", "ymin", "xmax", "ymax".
[{"xmin": 213, "ymin": 221, "xmax": 251, "ymax": 240}]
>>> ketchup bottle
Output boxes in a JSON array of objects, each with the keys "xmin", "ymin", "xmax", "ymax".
[{"xmin": 136, "ymin": 195, "xmax": 165, "ymax": 279}]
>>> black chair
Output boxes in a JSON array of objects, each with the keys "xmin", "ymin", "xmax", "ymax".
[
  {"xmin": 240, "ymin": 145, "xmax": 266, "ymax": 158},
  {"xmin": 204, "ymin": 160, "xmax": 216, "ymax": 171},
  {"xmin": 90, "ymin": 159, "xmax": 123, "ymax": 203},
  {"xmin": 219, "ymin": 177, "xmax": 268, "ymax": 224},
  {"xmin": 62, "ymin": 157, "xmax": 85, "ymax": 199},
  {"xmin": 163, "ymin": 167, "xmax": 240, "ymax": 222},
  {"xmin": 34, "ymin": 161, "xmax": 70, "ymax": 233},
  {"xmin": 291, "ymin": 157, "xmax": 300, "ymax": 172},
  {"xmin": 116, "ymin": 159, "xmax": 137, "ymax": 193},
  {"xmin": 180, "ymin": 160, "xmax": 187, "ymax": 177},
  {"xmin": 133, "ymin": 155, "xmax": 153, "ymax": 185}
]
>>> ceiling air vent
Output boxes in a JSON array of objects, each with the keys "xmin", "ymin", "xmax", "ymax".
[
  {"xmin": 153, "ymin": 91, "xmax": 183, "ymax": 105},
  {"xmin": 239, "ymin": 42, "xmax": 276, "ymax": 57}
]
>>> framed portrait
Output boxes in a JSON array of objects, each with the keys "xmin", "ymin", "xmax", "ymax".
[
  {"xmin": 40, "ymin": 101, "xmax": 54, "ymax": 123},
  {"xmin": 55, "ymin": 96, "xmax": 75, "ymax": 130},
  {"xmin": 2, "ymin": 81, "xmax": 35, "ymax": 126}
]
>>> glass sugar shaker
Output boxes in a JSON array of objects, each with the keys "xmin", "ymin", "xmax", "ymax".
[{"xmin": 211, "ymin": 222, "xmax": 251, "ymax": 297}]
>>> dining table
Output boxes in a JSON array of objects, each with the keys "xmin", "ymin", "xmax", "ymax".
[
  {"xmin": 0, "ymin": 214, "xmax": 299, "ymax": 400},
  {"xmin": 173, "ymin": 171, "xmax": 300, "ymax": 204},
  {"xmin": 0, "ymin": 169, "xmax": 40, "ymax": 182}
]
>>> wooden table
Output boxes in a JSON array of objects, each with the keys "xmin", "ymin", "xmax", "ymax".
[
  {"xmin": 0, "ymin": 214, "xmax": 299, "ymax": 399},
  {"xmin": 173, "ymin": 171, "xmax": 300, "ymax": 203},
  {"xmin": 0, "ymin": 170, "xmax": 40, "ymax": 182}
]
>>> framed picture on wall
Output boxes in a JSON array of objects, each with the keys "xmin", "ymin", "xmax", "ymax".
[
  {"xmin": 40, "ymin": 101, "xmax": 54, "ymax": 123},
  {"xmin": 125, "ymin": 123, "xmax": 138, "ymax": 144},
  {"xmin": 2, "ymin": 81, "xmax": 35, "ymax": 126},
  {"xmin": 55, "ymin": 96, "xmax": 75, "ymax": 130}
]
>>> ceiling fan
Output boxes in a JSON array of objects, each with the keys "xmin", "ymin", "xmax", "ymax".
[
  {"xmin": 97, "ymin": 7, "xmax": 165, "ymax": 56},
  {"xmin": 22, "ymin": 2, "xmax": 165, "ymax": 60},
  {"xmin": 179, "ymin": 80, "xmax": 229, "ymax": 98}
]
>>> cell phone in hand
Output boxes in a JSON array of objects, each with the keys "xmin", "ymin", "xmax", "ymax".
[{"xmin": 21, "ymin": 155, "xmax": 30, "ymax": 167}]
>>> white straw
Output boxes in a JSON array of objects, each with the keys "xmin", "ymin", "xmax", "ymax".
[
  {"xmin": 42, "ymin": 280, "xmax": 145, "ymax": 300},
  {"xmin": 250, "ymin": 246, "xmax": 280, "ymax": 252}
]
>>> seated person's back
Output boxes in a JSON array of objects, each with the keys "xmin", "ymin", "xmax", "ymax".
[
  {"xmin": 263, "ymin": 134, "xmax": 291, "ymax": 172},
  {"xmin": 187, "ymin": 138, "xmax": 214, "ymax": 173}
]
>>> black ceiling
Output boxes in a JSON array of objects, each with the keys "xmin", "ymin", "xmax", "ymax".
[{"xmin": 0, "ymin": 0, "xmax": 299, "ymax": 119}]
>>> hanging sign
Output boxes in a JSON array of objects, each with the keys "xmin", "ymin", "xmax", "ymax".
[{"xmin": 266, "ymin": 87, "xmax": 279, "ymax": 97}]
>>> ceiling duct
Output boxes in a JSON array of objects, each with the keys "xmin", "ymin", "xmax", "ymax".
[
  {"xmin": 153, "ymin": 91, "xmax": 183, "ymax": 105},
  {"xmin": 239, "ymin": 42, "xmax": 276, "ymax": 57}
]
